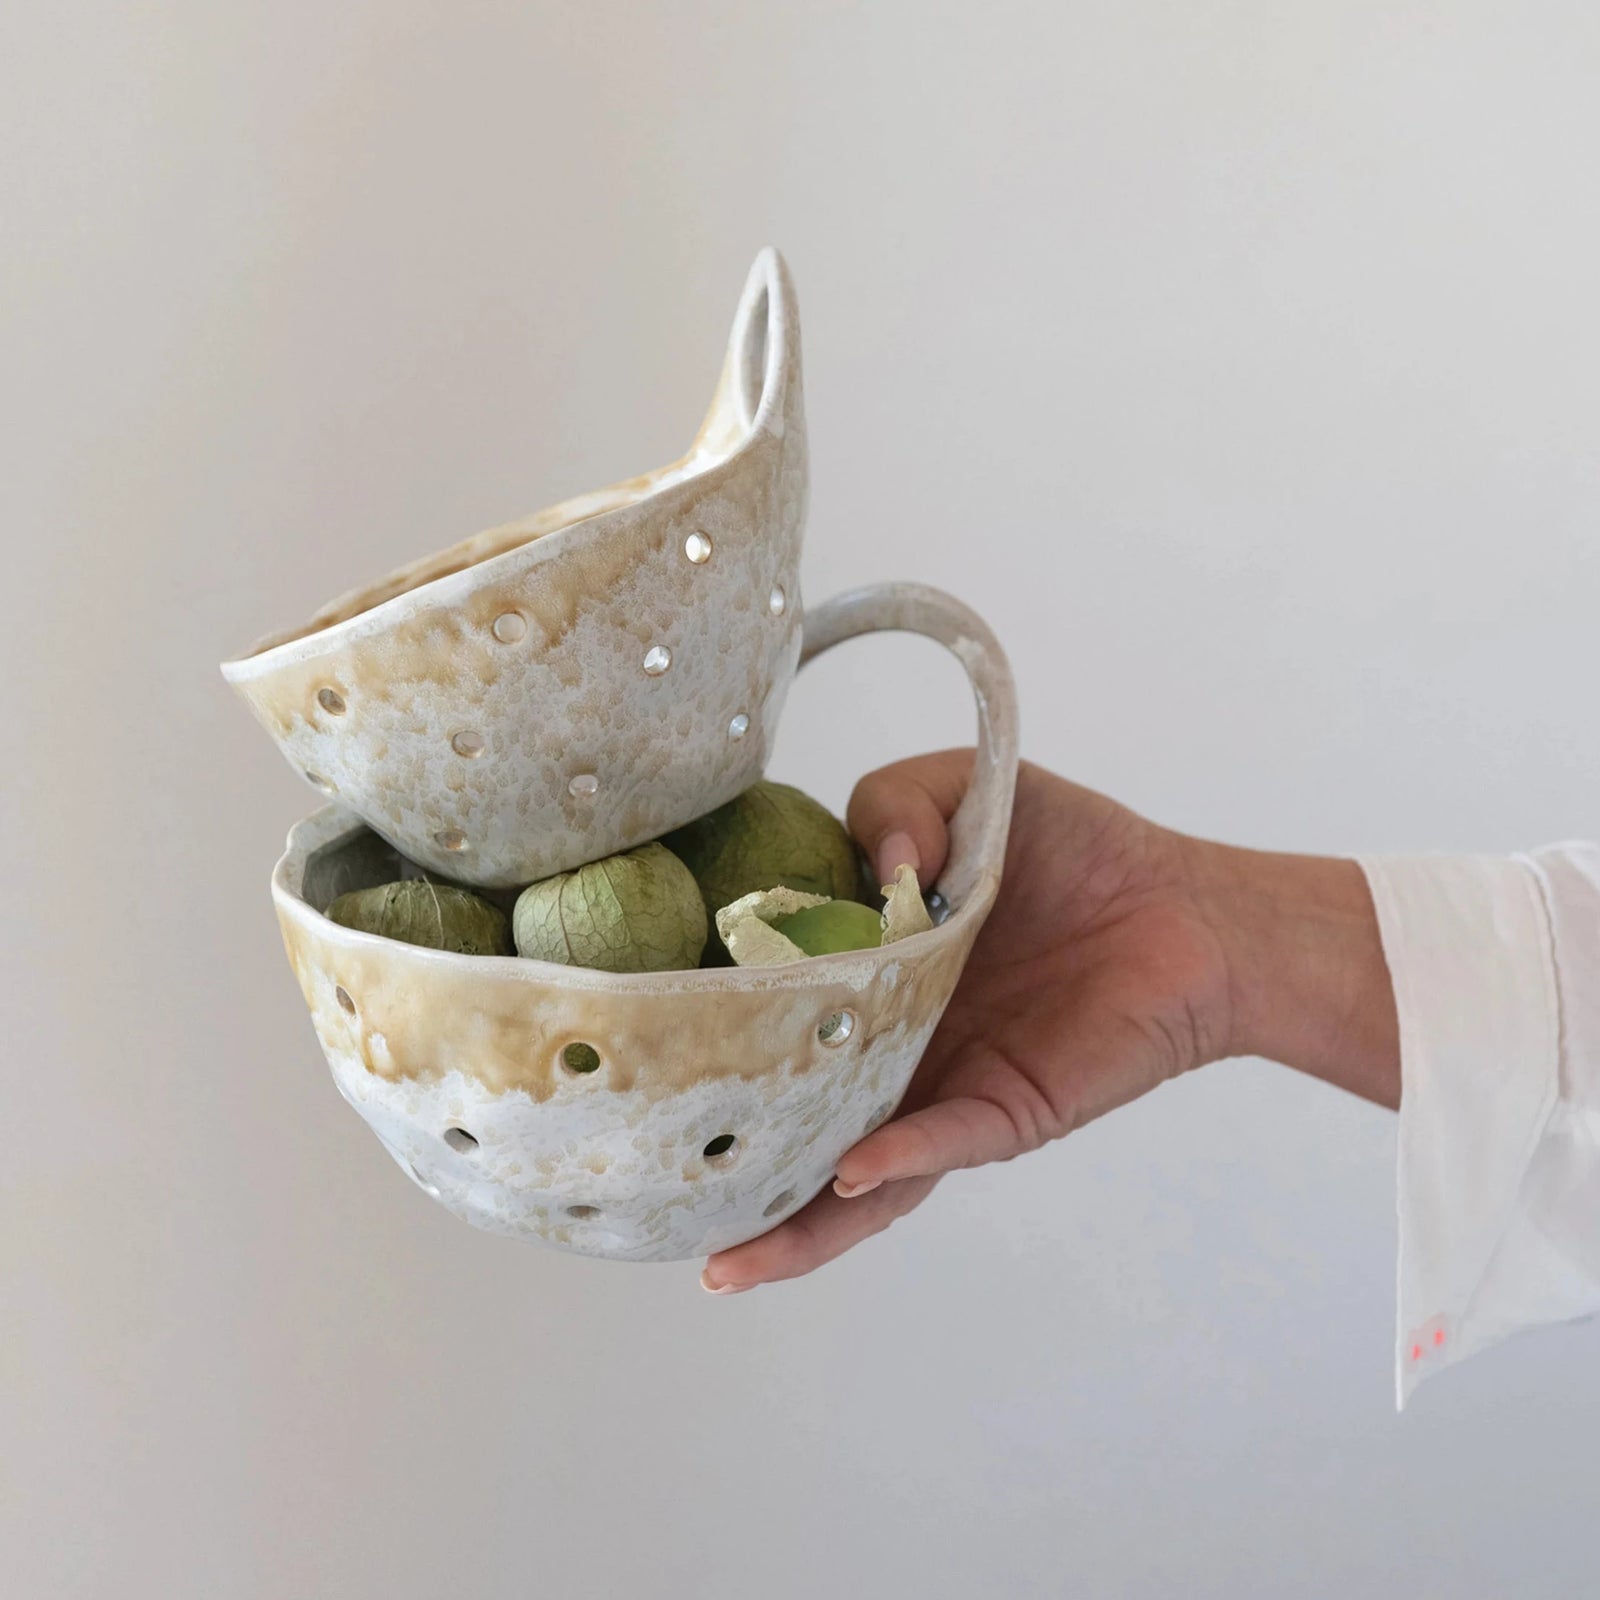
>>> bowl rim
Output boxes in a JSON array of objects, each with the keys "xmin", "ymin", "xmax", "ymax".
[{"xmin": 272, "ymin": 802, "xmax": 1000, "ymax": 998}]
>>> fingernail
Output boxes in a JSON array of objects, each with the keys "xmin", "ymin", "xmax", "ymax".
[
  {"xmin": 877, "ymin": 831, "xmax": 920, "ymax": 885},
  {"xmin": 700, "ymin": 1270, "xmax": 752, "ymax": 1295},
  {"xmin": 833, "ymin": 1178, "xmax": 883, "ymax": 1199}
]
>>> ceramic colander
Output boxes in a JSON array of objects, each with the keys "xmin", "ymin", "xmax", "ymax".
[
  {"xmin": 272, "ymin": 583, "xmax": 1019, "ymax": 1261},
  {"xmin": 223, "ymin": 249, "xmax": 807, "ymax": 889}
]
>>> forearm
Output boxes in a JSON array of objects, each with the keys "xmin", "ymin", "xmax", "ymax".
[{"xmin": 1186, "ymin": 840, "xmax": 1401, "ymax": 1106}]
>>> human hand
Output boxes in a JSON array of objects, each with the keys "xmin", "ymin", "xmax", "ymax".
[{"xmin": 702, "ymin": 750, "xmax": 1398, "ymax": 1293}]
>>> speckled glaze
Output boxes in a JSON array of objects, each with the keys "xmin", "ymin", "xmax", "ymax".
[
  {"xmin": 272, "ymin": 586, "xmax": 1019, "ymax": 1261},
  {"xmin": 224, "ymin": 249, "xmax": 807, "ymax": 889}
]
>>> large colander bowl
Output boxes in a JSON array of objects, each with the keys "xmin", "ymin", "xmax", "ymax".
[{"xmin": 270, "ymin": 585, "xmax": 1018, "ymax": 1261}]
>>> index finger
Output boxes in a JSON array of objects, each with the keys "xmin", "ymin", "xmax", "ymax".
[
  {"xmin": 701, "ymin": 1173, "xmax": 941, "ymax": 1291},
  {"xmin": 846, "ymin": 748, "xmax": 975, "ymax": 887}
]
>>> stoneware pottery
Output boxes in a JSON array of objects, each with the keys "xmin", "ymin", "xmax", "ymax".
[
  {"xmin": 272, "ymin": 583, "xmax": 1019, "ymax": 1261},
  {"xmin": 223, "ymin": 248, "xmax": 807, "ymax": 889}
]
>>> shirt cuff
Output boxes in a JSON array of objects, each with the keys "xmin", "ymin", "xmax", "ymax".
[{"xmin": 1358, "ymin": 853, "xmax": 1561, "ymax": 1407}]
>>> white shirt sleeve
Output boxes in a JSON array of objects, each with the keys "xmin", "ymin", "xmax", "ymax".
[{"xmin": 1358, "ymin": 846, "xmax": 1600, "ymax": 1406}]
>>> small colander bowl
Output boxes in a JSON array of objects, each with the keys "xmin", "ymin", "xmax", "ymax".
[{"xmin": 225, "ymin": 249, "xmax": 807, "ymax": 889}]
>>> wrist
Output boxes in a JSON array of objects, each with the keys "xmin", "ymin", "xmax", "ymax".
[{"xmin": 1183, "ymin": 838, "xmax": 1401, "ymax": 1107}]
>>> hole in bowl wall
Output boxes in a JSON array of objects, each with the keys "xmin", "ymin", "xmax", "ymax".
[
  {"xmin": 818, "ymin": 1011, "xmax": 856, "ymax": 1047},
  {"xmin": 442, "ymin": 1127, "xmax": 478, "ymax": 1154},
  {"xmin": 561, "ymin": 1042, "xmax": 601, "ymax": 1075}
]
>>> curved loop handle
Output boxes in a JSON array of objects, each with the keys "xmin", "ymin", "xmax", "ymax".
[
  {"xmin": 727, "ymin": 247, "xmax": 792, "ymax": 435},
  {"xmin": 798, "ymin": 584, "xmax": 1019, "ymax": 911}
]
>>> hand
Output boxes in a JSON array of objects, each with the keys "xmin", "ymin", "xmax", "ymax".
[{"xmin": 701, "ymin": 750, "xmax": 1398, "ymax": 1293}]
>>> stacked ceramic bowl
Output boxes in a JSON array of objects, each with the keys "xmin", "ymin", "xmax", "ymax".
[{"xmin": 224, "ymin": 251, "xmax": 1018, "ymax": 1261}]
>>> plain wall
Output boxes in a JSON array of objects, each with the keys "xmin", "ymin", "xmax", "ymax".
[{"xmin": 4, "ymin": 3, "xmax": 1597, "ymax": 1595}]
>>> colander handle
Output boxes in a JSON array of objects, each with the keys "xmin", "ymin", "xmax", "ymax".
[
  {"xmin": 798, "ymin": 584, "xmax": 1020, "ymax": 910},
  {"xmin": 730, "ymin": 248, "xmax": 793, "ymax": 434}
]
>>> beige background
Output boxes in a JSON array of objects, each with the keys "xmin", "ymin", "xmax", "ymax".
[{"xmin": 4, "ymin": 3, "xmax": 1597, "ymax": 1596}]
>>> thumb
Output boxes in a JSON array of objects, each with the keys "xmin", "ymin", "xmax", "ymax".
[{"xmin": 846, "ymin": 749, "xmax": 974, "ymax": 889}]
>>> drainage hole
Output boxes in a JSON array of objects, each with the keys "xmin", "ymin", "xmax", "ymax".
[
  {"xmin": 818, "ymin": 1010, "xmax": 856, "ymax": 1047},
  {"xmin": 562, "ymin": 1041, "xmax": 601, "ymax": 1075}
]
